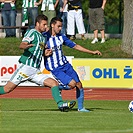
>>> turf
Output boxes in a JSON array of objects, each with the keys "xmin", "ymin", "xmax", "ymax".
[
  {"xmin": 0, "ymin": 99, "xmax": 132, "ymax": 133},
  {"xmin": 0, "ymin": 38, "xmax": 132, "ymax": 58}
]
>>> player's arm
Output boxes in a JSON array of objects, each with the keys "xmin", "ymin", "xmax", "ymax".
[
  {"xmin": 43, "ymin": 44, "xmax": 53, "ymax": 56},
  {"xmin": 19, "ymin": 42, "xmax": 34, "ymax": 50},
  {"xmin": 62, "ymin": 34, "xmax": 101, "ymax": 55},
  {"xmin": 73, "ymin": 44, "xmax": 102, "ymax": 55}
]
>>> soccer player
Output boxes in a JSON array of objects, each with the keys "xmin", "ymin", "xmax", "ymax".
[
  {"xmin": 42, "ymin": 17, "xmax": 102, "ymax": 112},
  {"xmin": 0, "ymin": 15, "xmax": 76, "ymax": 112}
]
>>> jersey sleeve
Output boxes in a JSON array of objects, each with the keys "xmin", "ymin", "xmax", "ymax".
[{"xmin": 62, "ymin": 34, "xmax": 76, "ymax": 48}]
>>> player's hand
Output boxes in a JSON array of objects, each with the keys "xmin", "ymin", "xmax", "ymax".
[
  {"xmin": 45, "ymin": 49, "xmax": 52, "ymax": 56},
  {"xmin": 19, "ymin": 42, "xmax": 34, "ymax": 49},
  {"xmin": 93, "ymin": 50, "xmax": 102, "ymax": 55},
  {"xmin": 26, "ymin": 44, "xmax": 34, "ymax": 49}
]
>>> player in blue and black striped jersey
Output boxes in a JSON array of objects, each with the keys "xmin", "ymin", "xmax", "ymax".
[{"xmin": 42, "ymin": 17, "xmax": 102, "ymax": 112}]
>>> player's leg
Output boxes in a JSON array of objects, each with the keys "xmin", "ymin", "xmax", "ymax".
[
  {"xmin": 51, "ymin": 65, "xmax": 77, "ymax": 90},
  {"xmin": 43, "ymin": 77, "xmax": 64, "ymax": 106},
  {"xmin": 51, "ymin": 63, "xmax": 88, "ymax": 112},
  {"xmin": 76, "ymin": 82, "xmax": 89, "ymax": 112},
  {"xmin": 32, "ymin": 71, "xmax": 76, "ymax": 112},
  {"xmin": 0, "ymin": 81, "xmax": 17, "ymax": 94},
  {"xmin": 58, "ymin": 79, "xmax": 76, "ymax": 90},
  {"xmin": 44, "ymin": 78, "xmax": 76, "ymax": 111},
  {"xmin": 0, "ymin": 64, "xmax": 29, "ymax": 95},
  {"xmin": 63, "ymin": 64, "xmax": 89, "ymax": 112}
]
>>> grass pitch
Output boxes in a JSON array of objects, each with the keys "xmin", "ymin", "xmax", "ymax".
[
  {"xmin": 0, "ymin": 38, "xmax": 132, "ymax": 58},
  {"xmin": 0, "ymin": 99, "xmax": 132, "ymax": 133}
]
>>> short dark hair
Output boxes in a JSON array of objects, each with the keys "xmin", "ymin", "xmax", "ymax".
[
  {"xmin": 50, "ymin": 17, "xmax": 63, "ymax": 27},
  {"xmin": 35, "ymin": 15, "xmax": 48, "ymax": 25}
]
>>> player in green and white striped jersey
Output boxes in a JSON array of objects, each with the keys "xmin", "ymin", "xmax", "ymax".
[
  {"xmin": 0, "ymin": 15, "xmax": 76, "ymax": 112},
  {"xmin": 19, "ymin": 28, "xmax": 45, "ymax": 68}
]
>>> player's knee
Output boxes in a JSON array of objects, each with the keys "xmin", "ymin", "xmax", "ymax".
[
  {"xmin": 4, "ymin": 86, "xmax": 14, "ymax": 93},
  {"xmin": 50, "ymin": 80, "xmax": 59, "ymax": 87},
  {"xmin": 4, "ymin": 82, "xmax": 16, "ymax": 93},
  {"xmin": 76, "ymin": 82, "xmax": 82, "ymax": 89},
  {"xmin": 69, "ymin": 80, "xmax": 77, "ymax": 89},
  {"xmin": 44, "ymin": 78, "xmax": 59, "ymax": 88},
  {"xmin": 69, "ymin": 85, "xmax": 75, "ymax": 89}
]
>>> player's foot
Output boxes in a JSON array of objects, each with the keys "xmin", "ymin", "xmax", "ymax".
[
  {"xmin": 69, "ymin": 100, "xmax": 76, "ymax": 110},
  {"xmin": 58, "ymin": 101, "xmax": 76, "ymax": 112},
  {"xmin": 91, "ymin": 38, "xmax": 98, "ymax": 44},
  {"xmin": 78, "ymin": 107, "xmax": 90, "ymax": 112}
]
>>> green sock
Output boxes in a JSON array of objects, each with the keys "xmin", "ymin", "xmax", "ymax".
[
  {"xmin": 0, "ymin": 86, "xmax": 6, "ymax": 94},
  {"xmin": 51, "ymin": 86, "xmax": 64, "ymax": 107}
]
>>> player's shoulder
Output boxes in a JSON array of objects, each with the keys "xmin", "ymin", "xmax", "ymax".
[
  {"xmin": 42, "ymin": 31, "xmax": 52, "ymax": 42},
  {"xmin": 23, "ymin": 29, "xmax": 38, "ymax": 42},
  {"xmin": 42, "ymin": 31, "xmax": 51, "ymax": 37},
  {"xmin": 56, "ymin": 33, "xmax": 69, "ymax": 42},
  {"xmin": 25, "ymin": 29, "xmax": 37, "ymax": 36},
  {"xmin": 27, "ymin": 29, "xmax": 36, "ymax": 33},
  {"xmin": 57, "ymin": 33, "xmax": 68, "ymax": 39},
  {"xmin": 57, "ymin": 33, "xmax": 66, "ymax": 36}
]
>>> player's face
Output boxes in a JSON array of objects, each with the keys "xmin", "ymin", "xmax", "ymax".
[
  {"xmin": 52, "ymin": 21, "xmax": 62, "ymax": 34},
  {"xmin": 37, "ymin": 20, "xmax": 48, "ymax": 33}
]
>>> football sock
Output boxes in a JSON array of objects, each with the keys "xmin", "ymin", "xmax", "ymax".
[
  {"xmin": 76, "ymin": 88, "xmax": 84, "ymax": 110},
  {"xmin": 59, "ymin": 85, "xmax": 71, "ymax": 90},
  {"xmin": 51, "ymin": 86, "xmax": 64, "ymax": 106},
  {"xmin": 0, "ymin": 86, "xmax": 6, "ymax": 94}
]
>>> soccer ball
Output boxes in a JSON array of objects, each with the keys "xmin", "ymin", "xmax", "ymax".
[{"xmin": 128, "ymin": 101, "xmax": 133, "ymax": 113}]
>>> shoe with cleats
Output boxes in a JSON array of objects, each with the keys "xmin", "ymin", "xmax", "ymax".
[
  {"xmin": 58, "ymin": 101, "xmax": 76, "ymax": 112},
  {"xmin": 78, "ymin": 107, "xmax": 90, "ymax": 112}
]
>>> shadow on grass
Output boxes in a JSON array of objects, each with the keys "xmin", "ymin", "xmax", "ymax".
[
  {"xmin": 2, "ymin": 107, "xmax": 114, "ymax": 112},
  {"xmin": 88, "ymin": 108, "xmax": 117, "ymax": 111},
  {"xmin": 2, "ymin": 108, "xmax": 75, "ymax": 112}
]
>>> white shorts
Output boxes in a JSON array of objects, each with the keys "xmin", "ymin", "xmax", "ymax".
[
  {"xmin": 10, "ymin": 64, "xmax": 49, "ymax": 86},
  {"xmin": 67, "ymin": 9, "xmax": 85, "ymax": 35}
]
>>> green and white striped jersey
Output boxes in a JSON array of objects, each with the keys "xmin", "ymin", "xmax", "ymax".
[
  {"xmin": 19, "ymin": 29, "xmax": 46, "ymax": 68},
  {"xmin": 22, "ymin": 0, "xmax": 38, "ymax": 8}
]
